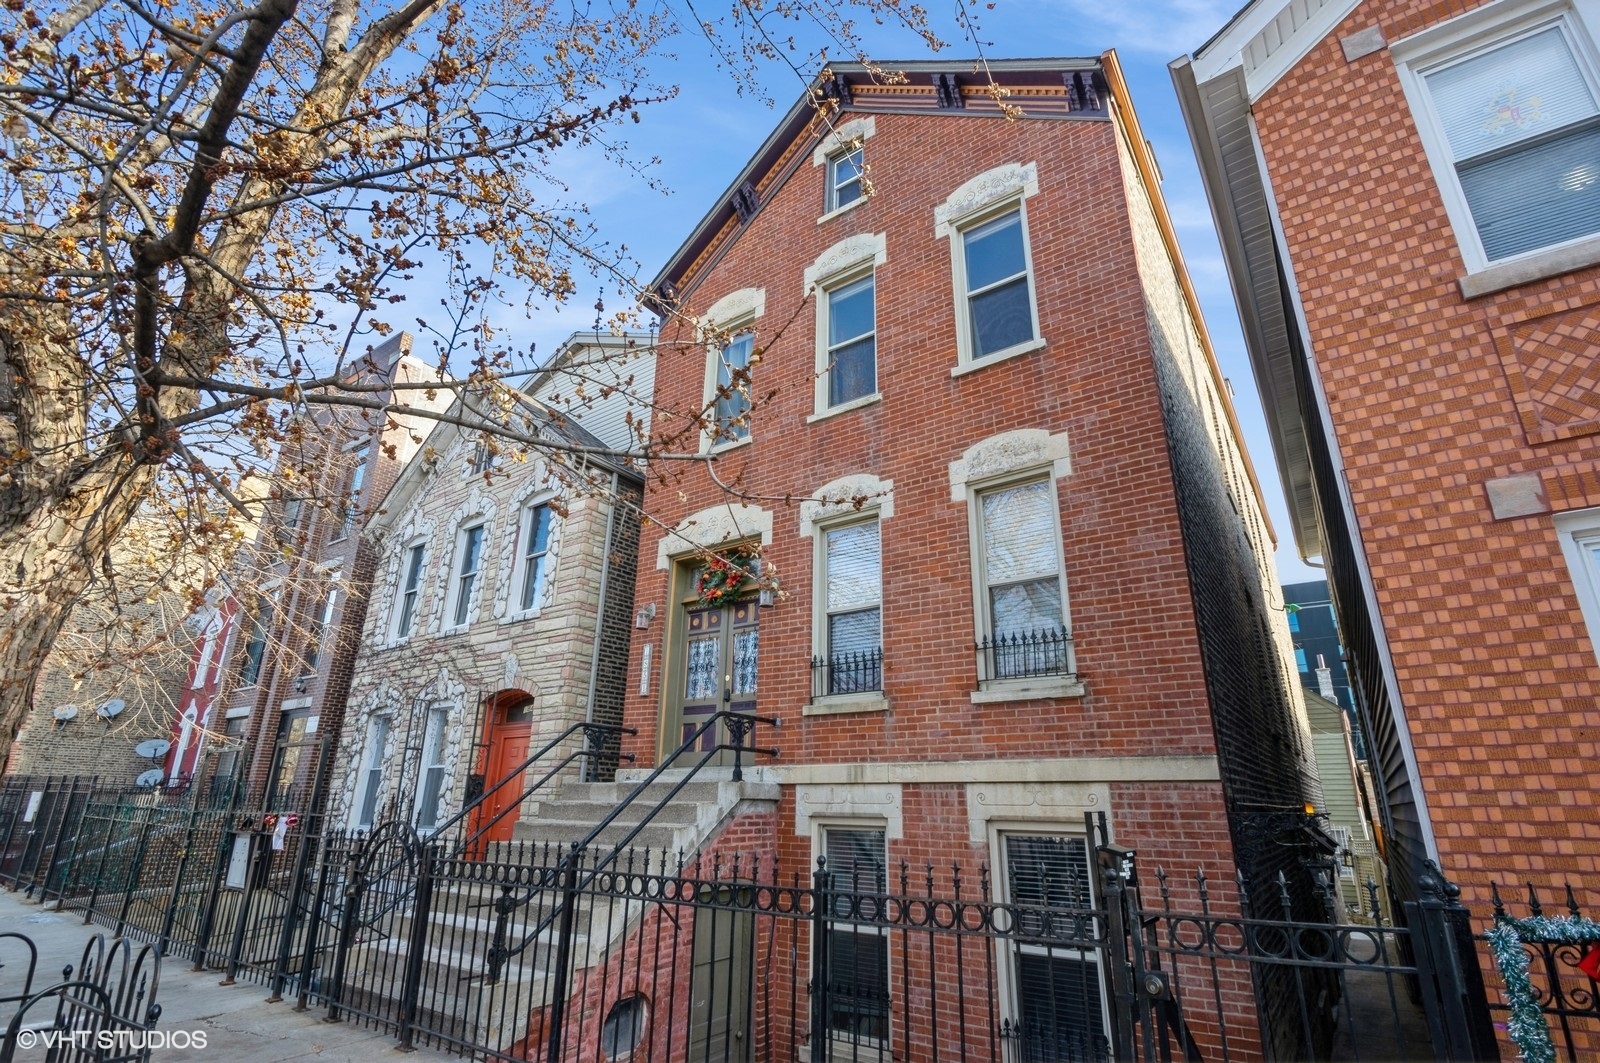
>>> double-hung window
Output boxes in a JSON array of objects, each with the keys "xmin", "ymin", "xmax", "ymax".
[
  {"xmin": 978, "ymin": 480, "xmax": 1070, "ymax": 680},
  {"xmin": 1555, "ymin": 509, "xmax": 1600, "ymax": 664},
  {"xmin": 450, "ymin": 524, "xmax": 486, "ymax": 628},
  {"xmin": 414, "ymin": 709, "xmax": 449, "ymax": 831},
  {"xmin": 713, "ymin": 333, "xmax": 754, "ymax": 445},
  {"xmin": 819, "ymin": 827, "xmax": 889, "ymax": 1051},
  {"xmin": 824, "ymin": 276, "xmax": 877, "ymax": 408},
  {"xmin": 962, "ymin": 208, "xmax": 1038, "ymax": 359},
  {"xmin": 517, "ymin": 503, "xmax": 554, "ymax": 612},
  {"xmin": 819, "ymin": 522, "xmax": 882, "ymax": 695},
  {"xmin": 356, "ymin": 716, "xmax": 390, "ymax": 829},
  {"xmin": 1397, "ymin": 4, "xmax": 1600, "ymax": 279},
  {"xmin": 339, "ymin": 444, "xmax": 369, "ymax": 537},
  {"xmin": 303, "ymin": 569, "xmax": 340, "ymax": 673},
  {"xmin": 395, "ymin": 543, "xmax": 426, "ymax": 639},
  {"xmin": 828, "ymin": 146, "xmax": 865, "ymax": 212},
  {"xmin": 999, "ymin": 833, "xmax": 1108, "ymax": 1061},
  {"xmin": 238, "ymin": 590, "xmax": 277, "ymax": 685}
]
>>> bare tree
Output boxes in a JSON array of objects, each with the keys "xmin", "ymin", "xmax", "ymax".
[{"xmin": 0, "ymin": 0, "xmax": 947, "ymax": 746}]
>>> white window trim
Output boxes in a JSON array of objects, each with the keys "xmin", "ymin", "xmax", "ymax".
[
  {"xmin": 332, "ymin": 441, "xmax": 372, "ymax": 542},
  {"xmin": 413, "ymin": 706, "xmax": 452, "ymax": 833},
  {"xmin": 935, "ymin": 163, "xmax": 1045, "ymax": 371},
  {"xmin": 809, "ymin": 820, "xmax": 893, "ymax": 1063},
  {"xmin": 986, "ymin": 822, "xmax": 1112, "ymax": 1058},
  {"xmin": 813, "ymin": 117, "xmax": 877, "ymax": 224},
  {"xmin": 949, "ymin": 429, "xmax": 1081, "ymax": 703},
  {"xmin": 507, "ymin": 495, "xmax": 559, "ymax": 620},
  {"xmin": 1555, "ymin": 507, "xmax": 1600, "ymax": 663},
  {"xmin": 698, "ymin": 287, "xmax": 767, "ymax": 454},
  {"xmin": 353, "ymin": 714, "xmax": 393, "ymax": 830},
  {"xmin": 805, "ymin": 234, "xmax": 888, "ymax": 421},
  {"xmin": 390, "ymin": 539, "xmax": 428, "ymax": 643},
  {"xmin": 799, "ymin": 474, "xmax": 894, "ymax": 716},
  {"xmin": 1391, "ymin": 0, "xmax": 1600, "ymax": 293},
  {"xmin": 442, "ymin": 520, "xmax": 488, "ymax": 632}
]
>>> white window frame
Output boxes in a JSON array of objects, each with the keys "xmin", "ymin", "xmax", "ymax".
[
  {"xmin": 392, "ymin": 541, "xmax": 427, "ymax": 641},
  {"xmin": 510, "ymin": 497, "xmax": 557, "ymax": 617},
  {"xmin": 413, "ymin": 707, "xmax": 450, "ymax": 832},
  {"xmin": 935, "ymin": 163, "xmax": 1044, "ymax": 374},
  {"xmin": 444, "ymin": 522, "xmax": 487, "ymax": 630},
  {"xmin": 1392, "ymin": 0, "xmax": 1600, "ymax": 294},
  {"xmin": 810, "ymin": 516, "xmax": 885, "ymax": 708},
  {"xmin": 698, "ymin": 288, "xmax": 766, "ymax": 454},
  {"xmin": 1555, "ymin": 507, "xmax": 1600, "ymax": 663},
  {"xmin": 237, "ymin": 581, "xmax": 281, "ymax": 687},
  {"xmin": 335, "ymin": 442, "xmax": 371, "ymax": 540},
  {"xmin": 304, "ymin": 565, "xmax": 342, "ymax": 673},
  {"xmin": 811, "ymin": 821, "xmax": 892, "ymax": 1061},
  {"xmin": 989, "ymin": 826, "xmax": 1111, "ymax": 1062},
  {"xmin": 949, "ymin": 429, "xmax": 1079, "ymax": 703},
  {"xmin": 826, "ymin": 145, "xmax": 865, "ymax": 213},
  {"xmin": 805, "ymin": 233, "xmax": 888, "ymax": 422},
  {"xmin": 354, "ymin": 715, "xmax": 391, "ymax": 829},
  {"xmin": 812, "ymin": 117, "xmax": 877, "ymax": 224}
]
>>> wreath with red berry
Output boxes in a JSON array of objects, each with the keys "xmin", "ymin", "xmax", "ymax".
[{"xmin": 695, "ymin": 548, "xmax": 758, "ymax": 606}]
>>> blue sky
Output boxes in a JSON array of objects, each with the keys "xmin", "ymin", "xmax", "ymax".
[{"xmin": 504, "ymin": 0, "xmax": 1324, "ymax": 586}]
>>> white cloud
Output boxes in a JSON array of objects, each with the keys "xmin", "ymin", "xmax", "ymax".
[{"xmin": 1058, "ymin": 0, "xmax": 1243, "ymax": 57}]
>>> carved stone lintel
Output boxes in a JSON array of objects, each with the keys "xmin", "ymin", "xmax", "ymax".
[
  {"xmin": 934, "ymin": 162, "xmax": 1039, "ymax": 238},
  {"xmin": 949, "ymin": 428, "xmax": 1072, "ymax": 499}
]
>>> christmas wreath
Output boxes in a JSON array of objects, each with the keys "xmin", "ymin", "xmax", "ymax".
[
  {"xmin": 1486, "ymin": 914, "xmax": 1600, "ymax": 1063},
  {"xmin": 695, "ymin": 548, "xmax": 758, "ymax": 606}
]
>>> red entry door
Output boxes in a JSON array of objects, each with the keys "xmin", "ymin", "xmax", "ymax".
[{"xmin": 472, "ymin": 697, "xmax": 534, "ymax": 844}]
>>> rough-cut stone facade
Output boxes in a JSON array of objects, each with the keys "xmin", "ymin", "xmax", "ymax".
[{"xmin": 327, "ymin": 334, "xmax": 651, "ymax": 833}]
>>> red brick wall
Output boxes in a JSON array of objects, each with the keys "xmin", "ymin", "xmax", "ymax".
[{"xmin": 1251, "ymin": 0, "xmax": 1600, "ymax": 902}]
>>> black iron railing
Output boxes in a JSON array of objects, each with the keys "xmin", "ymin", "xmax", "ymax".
[
  {"xmin": 977, "ymin": 628, "xmax": 1074, "ymax": 681},
  {"xmin": 811, "ymin": 648, "xmax": 884, "ymax": 698}
]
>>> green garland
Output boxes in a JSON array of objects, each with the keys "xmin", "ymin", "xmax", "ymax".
[{"xmin": 1486, "ymin": 914, "xmax": 1600, "ymax": 1063}]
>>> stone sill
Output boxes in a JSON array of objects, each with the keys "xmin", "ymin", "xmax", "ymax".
[
  {"xmin": 1458, "ymin": 233, "xmax": 1600, "ymax": 299},
  {"xmin": 949, "ymin": 336, "xmax": 1048, "ymax": 378},
  {"xmin": 970, "ymin": 676, "xmax": 1085, "ymax": 704},
  {"xmin": 805, "ymin": 392, "xmax": 882, "ymax": 425},
  {"xmin": 802, "ymin": 693, "xmax": 890, "ymax": 717}
]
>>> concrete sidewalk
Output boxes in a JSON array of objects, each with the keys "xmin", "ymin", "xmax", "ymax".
[{"xmin": 0, "ymin": 889, "xmax": 452, "ymax": 1062}]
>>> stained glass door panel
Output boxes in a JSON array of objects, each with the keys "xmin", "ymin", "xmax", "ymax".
[{"xmin": 676, "ymin": 599, "xmax": 759, "ymax": 759}]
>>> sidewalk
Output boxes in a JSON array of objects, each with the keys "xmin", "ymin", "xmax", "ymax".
[{"xmin": 0, "ymin": 889, "xmax": 452, "ymax": 1062}]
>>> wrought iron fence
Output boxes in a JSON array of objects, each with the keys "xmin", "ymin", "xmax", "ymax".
[
  {"xmin": 1487, "ymin": 881, "xmax": 1600, "ymax": 1063},
  {"xmin": 810, "ymin": 649, "xmax": 884, "ymax": 698},
  {"xmin": 977, "ymin": 629, "xmax": 1074, "ymax": 681}
]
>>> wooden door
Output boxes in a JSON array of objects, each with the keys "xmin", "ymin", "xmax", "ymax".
[
  {"xmin": 677, "ymin": 597, "xmax": 759, "ymax": 764},
  {"xmin": 472, "ymin": 696, "xmax": 534, "ymax": 843}
]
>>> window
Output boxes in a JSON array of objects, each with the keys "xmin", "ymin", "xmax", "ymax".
[
  {"xmin": 712, "ymin": 333, "xmax": 754, "ymax": 445},
  {"xmin": 1396, "ymin": 4, "xmax": 1600, "ymax": 276},
  {"xmin": 517, "ymin": 503, "xmax": 554, "ymax": 613},
  {"xmin": 414, "ymin": 708, "xmax": 449, "ymax": 831},
  {"xmin": 818, "ymin": 522, "xmax": 882, "ymax": 696},
  {"xmin": 470, "ymin": 437, "xmax": 500, "ymax": 475},
  {"xmin": 448, "ymin": 524, "xmax": 486, "ymax": 628},
  {"xmin": 999, "ymin": 833, "xmax": 1108, "ymax": 1061},
  {"xmin": 303, "ymin": 569, "xmax": 340, "ymax": 673},
  {"xmin": 238, "ymin": 591, "xmax": 277, "ymax": 685},
  {"xmin": 394, "ymin": 543, "xmax": 426, "ymax": 639},
  {"xmin": 828, "ymin": 146, "xmax": 865, "ymax": 212},
  {"xmin": 1555, "ymin": 508, "xmax": 1600, "ymax": 661},
  {"xmin": 1287, "ymin": 607, "xmax": 1301, "ymax": 633},
  {"xmin": 977, "ymin": 480, "xmax": 1070, "ymax": 680},
  {"xmin": 210, "ymin": 714, "xmax": 248, "ymax": 797},
  {"xmin": 356, "ymin": 716, "xmax": 390, "ymax": 829},
  {"xmin": 277, "ymin": 498, "xmax": 303, "ymax": 542},
  {"xmin": 819, "ymin": 827, "xmax": 889, "ymax": 1049},
  {"xmin": 823, "ymin": 276, "xmax": 876, "ymax": 409},
  {"xmin": 268, "ymin": 709, "xmax": 316, "ymax": 810},
  {"xmin": 338, "ymin": 444, "xmax": 370, "ymax": 537},
  {"xmin": 961, "ymin": 208, "xmax": 1038, "ymax": 360}
]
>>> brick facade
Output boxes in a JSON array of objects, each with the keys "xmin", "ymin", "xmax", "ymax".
[{"xmin": 1179, "ymin": 0, "xmax": 1600, "ymax": 904}]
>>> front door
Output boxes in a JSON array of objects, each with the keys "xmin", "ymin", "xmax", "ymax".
[
  {"xmin": 678, "ymin": 597, "xmax": 759, "ymax": 763},
  {"xmin": 686, "ymin": 888, "xmax": 754, "ymax": 1062},
  {"xmin": 472, "ymin": 695, "xmax": 534, "ymax": 843}
]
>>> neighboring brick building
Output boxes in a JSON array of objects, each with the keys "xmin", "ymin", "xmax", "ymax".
[
  {"xmin": 213, "ymin": 334, "xmax": 446, "ymax": 815},
  {"xmin": 326, "ymin": 333, "xmax": 652, "ymax": 836},
  {"xmin": 1175, "ymin": 0, "xmax": 1600, "ymax": 903},
  {"xmin": 589, "ymin": 54, "xmax": 1315, "ymax": 1057}
]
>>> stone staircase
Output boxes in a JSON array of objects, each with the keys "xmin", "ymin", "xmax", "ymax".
[{"xmin": 331, "ymin": 774, "xmax": 779, "ymax": 1050}]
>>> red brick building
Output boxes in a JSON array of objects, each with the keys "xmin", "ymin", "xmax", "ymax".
[
  {"xmin": 1175, "ymin": 0, "xmax": 1600, "ymax": 903},
  {"xmin": 597, "ymin": 54, "xmax": 1315, "ymax": 1056}
]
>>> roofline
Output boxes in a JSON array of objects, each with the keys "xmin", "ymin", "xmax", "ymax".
[
  {"xmin": 646, "ymin": 57, "xmax": 1103, "ymax": 303},
  {"xmin": 1101, "ymin": 50, "xmax": 1276, "ymax": 548}
]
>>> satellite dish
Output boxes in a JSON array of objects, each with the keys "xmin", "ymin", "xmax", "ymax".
[
  {"xmin": 134, "ymin": 769, "xmax": 164, "ymax": 788},
  {"xmin": 97, "ymin": 698, "xmax": 127, "ymax": 719},
  {"xmin": 53, "ymin": 706, "xmax": 78, "ymax": 722},
  {"xmin": 135, "ymin": 738, "xmax": 171, "ymax": 760}
]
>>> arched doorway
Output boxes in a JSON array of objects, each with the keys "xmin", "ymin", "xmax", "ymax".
[{"xmin": 469, "ymin": 689, "xmax": 536, "ymax": 844}]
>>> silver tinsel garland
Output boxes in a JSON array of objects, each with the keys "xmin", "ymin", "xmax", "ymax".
[{"xmin": 1485, "ymin": 915, "xmax": 1600, "ymax": 1063}]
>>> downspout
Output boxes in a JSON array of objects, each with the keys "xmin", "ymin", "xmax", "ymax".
[{"xmin": 581, "ymin": 469, "xmax": 622, "ymax": 780}]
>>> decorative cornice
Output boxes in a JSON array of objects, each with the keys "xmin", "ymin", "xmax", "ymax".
[
  {"xmin": 798, "ymin": 473, "xmax": 895, "ymax": 538},
  {"xmin": 949, "ymin": 428, "xmax": 1072, "ymax": 500},
  {"xmin": 934, "ymin": 162, "xmax": 1040, "ymax": 238},
  {"xmin": 656, "ymin": 503, "xmax": 774, "ymax": 570},
  {"xmin": 803, "ymin": 232, "xmax": 887, "ymax": 292},
  {"xmin": 701, "ymin": 287, "xmax": 767, "ymax": 332}
]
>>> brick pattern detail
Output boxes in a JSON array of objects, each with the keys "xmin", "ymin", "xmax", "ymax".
[{"xmin": 1249, "ymin": 0, "xmax": 1600, "ymax": 905}]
